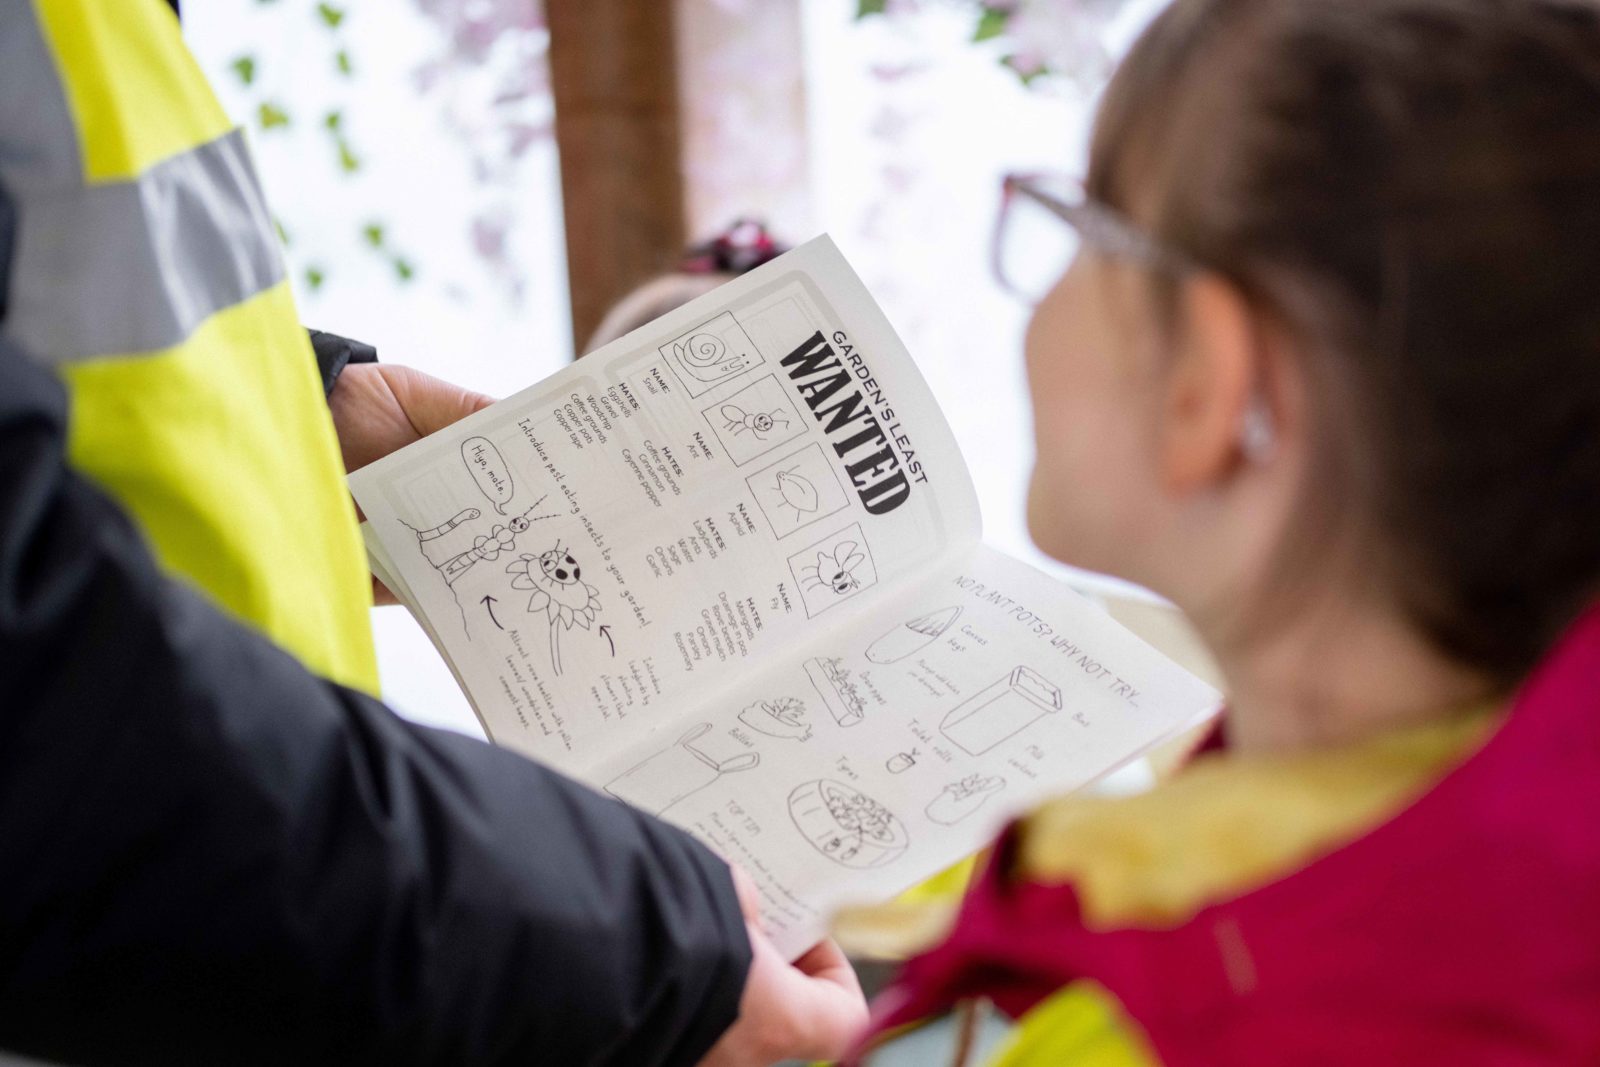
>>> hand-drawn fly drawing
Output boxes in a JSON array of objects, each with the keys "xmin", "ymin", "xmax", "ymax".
[
  {"xmin": 506, "ymin": 540, "xmax": 602, "ymax": 675},
  {"xmin": 788, "ymin": 779, "xmax": 909, "ymax": 869},
  {"xmin": 786, "ymin": 523, "xmax": 879, "ymax": 618},
  {"xmin": 866, "ymin": 606, "xmax": 963, "ymax": 664},
  {"xmin": 738, "ymin": 697, "xmax": 812, "ymax": 741},
  {"xmin": 940, "ymin": 667, "xmax": 1063, "ymax": 756},
  {"xmin": 925, "ymin": 774, "xmax": 1006, "ymax": 826},
  {"xmin": 605, "ymin": 723, "xmax": 760, "ymax": 816}
]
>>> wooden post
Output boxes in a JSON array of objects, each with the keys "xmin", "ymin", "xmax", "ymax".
[{"xmin": 547, "ymin": 0, "xmax": 687, "ymax": 354}]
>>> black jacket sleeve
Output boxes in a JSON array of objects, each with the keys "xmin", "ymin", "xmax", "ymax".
[
  {"xmin": 307, "ymin": 328, "xmax": 379, "ymax": 397},
  {"xmin": 0, "ymin": 337, "xmax": 750, "ymax": 1065}
]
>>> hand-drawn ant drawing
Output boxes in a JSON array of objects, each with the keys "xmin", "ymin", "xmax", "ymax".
[
  {"xmin": 801, "ymin": 540, "xmax": 868, "ymax": 596},
  {"xmin": 506, "ymin": 540, "xmax": 602, "ymax": 676},
  {"xmin": 721, "ymin": 403, "xmax": 791, "ymax": 441}
]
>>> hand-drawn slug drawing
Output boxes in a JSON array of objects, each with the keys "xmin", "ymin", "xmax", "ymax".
[
  {"xmin": 745, "ymin": 443, "xmax": 848, "ymax": 539},
  {"xmin": 788, "ymin": 779, "xmax": 909, "ymax": 869},
  {"xmin": 786, "ymin": 524, "xmax": 879, "ymax": 618},
  {"xmin": 506, "ymin": 540, "xmax": 602, "ymax": 676},
  {"xmin": 866, "ymin": 606, "xmax": 963, "ymax": 664},
  {"xmin": 925, "ymin": 774, "xmax": 1006, "ymax": 826},
  {"xmin": 660, "ymin": 311, "xmax": 764, "ymax": 398},
  {"xmin": 738, "ymin": 697, "xmax": 812, "ymax": 741},
  {"xmin": 605, "ymin": 723, "xmax": 759, "ymax": 816},
  {"xmin": 803, "ymin": 657, "xmax": 867, "ymax": 727},
  {"xmin": 940, "ymin": 667, "xmax": 1063, "ymax": 756},
  {"xmin": 702, "ymin": 375, "xmax": 803, "ymax": 465},
  {"xmin": 886, "ymin": 750, "xmax": 918, "ymax": 774},
  {"xmin": 721, "ymin": 403, "xmax": 791, "ymax": 440}
]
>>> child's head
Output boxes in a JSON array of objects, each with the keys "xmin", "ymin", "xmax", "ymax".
[{"xmin": 1024, "ymin": 0, "xmax": 1600, "ymax": 687}]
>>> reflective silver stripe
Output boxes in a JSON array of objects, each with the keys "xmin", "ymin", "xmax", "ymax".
[
  {"xmin": 6, "ymin": 127, "xmax": 286, "ymax": 363},
  {"xmin": 0, "ymin": 0, "xmax": 83, "ymax": 191}
]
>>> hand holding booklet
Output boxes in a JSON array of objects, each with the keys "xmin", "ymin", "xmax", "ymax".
[{"xmin": 351, "ymin": 237, "xmax": 1221, "ymax": 958}]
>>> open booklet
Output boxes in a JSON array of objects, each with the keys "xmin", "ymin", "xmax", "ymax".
[{"xmin": 351, "ymin": 236, "xmax": 1221, "ymax": 958}]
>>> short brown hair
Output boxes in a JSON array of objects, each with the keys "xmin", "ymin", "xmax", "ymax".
[{"xmin": 1091, "ymin": 0, "xmax": 1600, "ymax": 685}]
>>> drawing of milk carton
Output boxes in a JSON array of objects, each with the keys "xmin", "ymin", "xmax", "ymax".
[{"xmin": 939, "ymin": 667, "xmax": 1062, "ymax": 756}]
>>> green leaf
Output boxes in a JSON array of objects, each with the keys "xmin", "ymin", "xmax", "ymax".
[
  {"xmin": 229, "ymin": 55, "xmax": 257, "ymax": 85},
  {"xmin": 274, "ymin": 217, "xmax": 291, "ymax": 246},
  {"xmin": 393, "ymin": 257, "xmax": 415, "ymax": 282},
  {"xmin": 336, "ymin": 137, "xmax": 361, "ymax": 173},
  {"xmin": 316, "ymin": 2, "xmax": 345, "ymax": 28},
  {"xmin": 305, "ymin": 266, "xmax": 326, "ymax": 291},
  {"xmin": 855, "ymin": 0, "xmax": 887, "ymax": 16},
  {"xmin": 323, "ymin": 109, "xmax": 343, "ymax": 132},
  {"xmin": 973, "ymin": 8, "xmax": 1008, "ymax": 42},
  {"xmin": 335, "ymin": 49, "xmax": 353, "ymax": 75},
  {"xmin": 257, "ymin": 101, "xmax": 290, "ymax": 130},
  {"xmin": 362, "ymin": 223, "xmax": 385, "ymax": 248}
]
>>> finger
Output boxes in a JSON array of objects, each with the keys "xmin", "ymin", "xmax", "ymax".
[
  {"xmin": 726, "ymin": 864, "xmax": 763, "ymax": 924},
  {"xmin": 371, "ymin": 575, "xmax": 400, "ymax": 607},
  {"xmin": 759, "ymin": 932, "xmax": 868, "ymax": 1060},
  {"xmin": 790, "ymin": 937, "xmax": 861, "ymax": 993}
]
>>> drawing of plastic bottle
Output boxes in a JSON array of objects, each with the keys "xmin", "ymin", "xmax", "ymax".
[
  {"xmin": 865, "ymin": 606, "xmax": 962, "ymax": 664},
  {"xmin": 939, "ymin": 667, "xmax": 1062, "ymax": 756}
]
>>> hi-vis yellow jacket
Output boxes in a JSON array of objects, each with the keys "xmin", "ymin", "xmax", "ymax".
[{"xmin": 0, "ymin": 0, "xmax": 377, "ymax": 691}]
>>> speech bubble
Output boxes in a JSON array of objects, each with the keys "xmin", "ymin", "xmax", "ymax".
[{"xmin": 461, "ymin": 436, "xmax": 514, "ymax": 515}]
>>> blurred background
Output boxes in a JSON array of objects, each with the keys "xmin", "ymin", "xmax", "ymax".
[{"xmin": 183, "ymin": 0, "xmax": 1172, "ymax": 737}]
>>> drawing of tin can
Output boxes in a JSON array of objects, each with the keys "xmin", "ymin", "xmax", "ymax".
[{"xmin": 939, "ymin": 667, "xmax": 1062, "ymax": 756}]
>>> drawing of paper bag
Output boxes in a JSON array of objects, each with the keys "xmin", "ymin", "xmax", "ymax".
[{"xmin": 939, "ymin": 667, "xmax": 1062, "ymax": 756}]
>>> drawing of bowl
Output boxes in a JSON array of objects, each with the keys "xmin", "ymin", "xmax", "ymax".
[{"xmin": 787, "ymin": 779, "xmax": 908, "ymax": 869}]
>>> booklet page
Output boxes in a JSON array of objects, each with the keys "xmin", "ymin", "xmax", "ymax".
[
  {"xmin": 351, "ymin": 238, "xmax": 981, "ymax": 775},
  {"xmin": 579, "ymin": 545, "xmax": 1223, "ymax": 958}
]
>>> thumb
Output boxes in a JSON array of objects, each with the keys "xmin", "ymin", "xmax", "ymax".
[{"xmin": 386, "ymin": 365, "xmax": 495, "ymax": 435}]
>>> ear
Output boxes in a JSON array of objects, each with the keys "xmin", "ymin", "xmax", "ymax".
[{"xmin": 1158, "ymin": 273, "xmax": 1262, "ymax": 494}]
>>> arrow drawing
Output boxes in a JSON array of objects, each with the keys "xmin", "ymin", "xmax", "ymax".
[
  {"xmin": 599, "ymin": 624, "xmax": 616, "ymax": 656},
  {"xmin": 481, "ymin": 595, "xmax": 505, "ymax": 630}
]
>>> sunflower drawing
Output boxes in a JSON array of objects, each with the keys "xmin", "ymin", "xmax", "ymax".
[{"xmin": 506, "ymin": 542, "xmax": 601, "ymax": 675}]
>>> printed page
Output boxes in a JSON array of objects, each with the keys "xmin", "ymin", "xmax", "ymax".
[
  {"xmin": 579, "ymin": 545, "xmax": 1224, "ymax": 959},
  {"xmin": 350, "ymin": 237, "xmax": 981, "ymax": 775}
]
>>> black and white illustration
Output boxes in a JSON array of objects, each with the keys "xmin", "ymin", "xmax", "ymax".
[
  {"xmin": 504, "ymin": 540, "xmax": 603, "ymax": 675},
  {"xmin": 788, "ymin": 779, "xmax": 909, "ymax": 869},
  {"xmin": 738, "ymin": 697, "xmax": 813, "ymax": 741},
  {"xmin": 461, "ymin": 435, "xmax": 518, "ymax": 515},
  {"xmin": 702, "ymin": 375, "xmax": 804, "ymax": 466},
  {"xmin": 787, "ymin": 523, "xmax": 878, "ymax": 618},
  {"xmin": 865, "ymin": 606, "xmax": 963, "ymax": 664},
  {"xmin": 745, "ymin": 443, "xmax": 849, "ymax": 539},
  {"xmin": 940, "ymin": 667, "xmax": 1063, "ymax": 756},
  {"xmin": 803, "ymin": 656, "xmax": 867, "ymax": 727},
  {"xmin": 885, "ymin": 750, "xmax": 919, "ymax": 774},
  {"xmin": 924, "ymin": 774, "xmax": 1007, "ymax": 826},
  {"xmin": 605, "ymin": 723, "xmax": 760, "ymax": 816},
  {"xmin": 659, "ymin": 310, "xmax": 765, "ymax": 398},
  {"xmin": 404, "ymin": 495, "xmax": 560, "ymax": 638}
]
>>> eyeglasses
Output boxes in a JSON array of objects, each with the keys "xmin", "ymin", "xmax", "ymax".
[{"xmin": 992, "ymin": 173, "xmax": 1198, "ymax": 303}]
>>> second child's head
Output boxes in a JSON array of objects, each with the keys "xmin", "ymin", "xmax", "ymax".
[{"xmin": 1023, "ymin": 0, "xmax": 1600, "ymax": 692}]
